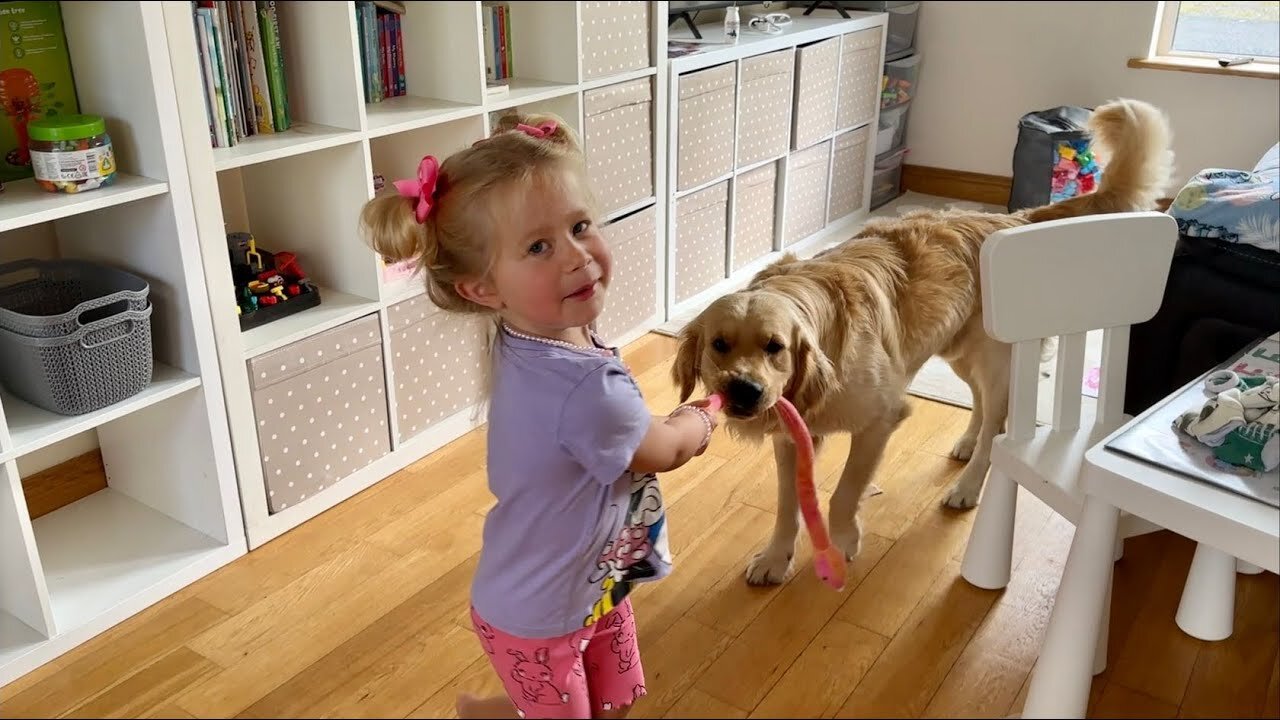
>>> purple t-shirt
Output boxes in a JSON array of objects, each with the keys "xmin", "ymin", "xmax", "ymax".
[{"xmin": 470, "ymin": 329, "xmax": 673, "ymax": 638}]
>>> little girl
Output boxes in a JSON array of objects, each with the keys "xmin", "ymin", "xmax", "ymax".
[{"xmin": 360, "ymin": 113, "xmax": 719, "ymax": 719}]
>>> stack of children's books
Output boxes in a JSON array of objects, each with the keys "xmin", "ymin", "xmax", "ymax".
[
  {"xmin": 357, "ymin": 0, "xmax": 406, "ymax": 104},
  {"xmin": 191, "ymin": 0, "xmax": 291, "ymax": 149},
  {"xmin": 482, "ymin": 1, "xmax": 513, "ymax": 97}
]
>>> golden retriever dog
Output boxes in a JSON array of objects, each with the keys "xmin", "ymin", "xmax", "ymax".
[{"xmin": 672, "ymin": 98, "xmax": 1174, "ymax": 585}]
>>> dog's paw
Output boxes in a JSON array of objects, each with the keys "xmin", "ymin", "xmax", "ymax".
[
  {"xmin": 950, "ymin": 435, "xmax": 977, "ymax": 461},
  {"xmin": 830, "ymin": 523, "xmax": 863, "ymax": 563},
  {"xmin": 745, "ymin": 549, "xmax": 793, "ymax": 586},
  {"xmin": 943, "ymin": 481, "xmax": 981, "ymax": 510}
]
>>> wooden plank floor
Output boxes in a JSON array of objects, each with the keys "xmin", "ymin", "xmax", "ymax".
[{"xmin": 3, "ymin": 333, "xmax": 1277, "ymax": 719}]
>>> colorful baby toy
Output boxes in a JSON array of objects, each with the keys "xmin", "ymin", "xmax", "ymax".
[
  {"xmin": 227, "ymin": 232, "xmax": 322, "ymax": 331},
  {"xmin": 1051, "ymin": 138, "xmax": 1101, "ymax": 204},
  {"xmin": 881, "ymin": 74, "xmax": 912, "ymax": 109}
]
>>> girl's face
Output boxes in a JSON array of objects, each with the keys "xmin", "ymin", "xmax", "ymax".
[{"xmin": 458, "ymin": 168, "xmax": 611, "ymax": 344}]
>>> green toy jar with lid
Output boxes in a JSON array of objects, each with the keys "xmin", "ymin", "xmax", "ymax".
[{"xmin": 28, "ymin": 114, "xmax": 117, "ymax": 194}]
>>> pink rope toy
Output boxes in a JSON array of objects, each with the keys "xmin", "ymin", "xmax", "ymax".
[{"xmin": 699, "ymin": 393, "xmax": 846, "ymax": 591}]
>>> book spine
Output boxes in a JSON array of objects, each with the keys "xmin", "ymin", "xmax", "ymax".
[
  {"xmin": 197, "ymin": 9, "xmax": 228, "ymax": 148},
  {"xmin": 380, "ymin": 12, "xmax": 391, "ymax": 98},
  {"xmin": 507, "ymin": 3, "xmax": 514, "ymax": 79},
  {"xmin": 495, "ymin": 5, "xmax": 506, "ymax": 80},
  {"xmin": 193, "ymin": 9, "xmax": 220, "ymax": 147},
  {"xmin": 394, "ymin": 13, "xmax": 405, "ymax": 96},
  {"xmin": 482, "ymin": 4, "xmax": 495, "ymax": 83},
  {"xmin": 355, "ymin": 1, "xmax": 370, "ymax": 102},
  {"xmin": 244, "ymin": 0, "xmax": 277, "ymax": 128},
  {"xmin": 229, "ymin": 0, "xmax": 255, "ymax": 138},
  {"xmin": 259, "ymin": 0, "xmax": 290, "ymax": 129},
  {"xmin": 219, "ymin": 1, "xmax": 242, "ymax": 138},
  {"xmin": 229, "ymin": 1, "xmax": 250, "ymax": 133},
  {"xmin": 210, "ymin": 5, "xmax": 238, "ymax": 144},
  {"xmin": 364, "ymin": 3, "xmax": 382, "ymax": 102},
  {"xmin": 500, "ymin": 4, "xmax": 511, "ymax": 79},
  {"xmin": 205, "ymin": 6, "xmax": 237, "ymax": 146},
  {"xmin": 228, "ymin": 2, "xmax": 249, "ymax": 138},
  {"xmin": 214, "ymin": 1, "xmax": 241, "ymax": 141}
]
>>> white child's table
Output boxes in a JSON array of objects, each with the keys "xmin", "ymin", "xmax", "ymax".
[{"xmin": 1021, "ymin": 360, "xmax": 1280, "ymax": 718}]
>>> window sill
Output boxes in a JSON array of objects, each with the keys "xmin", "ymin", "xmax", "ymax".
[{"xmin": 1128, "ymin": 55, "xmax": 1279, "ymax": 80}]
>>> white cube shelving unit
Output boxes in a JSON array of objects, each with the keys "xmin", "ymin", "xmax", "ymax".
[
  {"xmin": 0, "ymin": 2, "xmax": 247, "ymax": 686},
  {"xmin": 663, "ymin": 11, "xmax": 889, "ymax": 320},
  {"xmin": 160, "ymin": 0, "xmax": 669, "ymax": 551}
]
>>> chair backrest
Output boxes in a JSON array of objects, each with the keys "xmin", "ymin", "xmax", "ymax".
[{"xmin": 980, "ymin": 211, "xmax": 1179, "ymax": 438}]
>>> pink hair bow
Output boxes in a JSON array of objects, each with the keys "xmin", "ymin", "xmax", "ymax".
[
  {"xmin": 393, "ymin": 155, "xmax": 440, "ymax": 224},
  {"xmin": 515, "ymin": 121, "xmax": 558, "ymax": 139}
]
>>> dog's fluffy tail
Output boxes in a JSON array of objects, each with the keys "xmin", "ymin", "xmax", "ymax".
[{"xmin": 1019, "ymin": 98, "xmax": 1175, "ymax": 223}]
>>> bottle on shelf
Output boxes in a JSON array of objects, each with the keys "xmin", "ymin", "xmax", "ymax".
[{"xmin": 724, "ymin": 3, "xmax": 740, "ymax": 42}]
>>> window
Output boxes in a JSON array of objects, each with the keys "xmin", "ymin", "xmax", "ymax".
[{"xmin": 1153, "ymin": 1, "xmax": 1279, "ymax": 62}]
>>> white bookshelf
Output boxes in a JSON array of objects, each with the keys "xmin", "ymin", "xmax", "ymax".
[
  {"xmin": 663, "ymin": 11, "xmax": 889, "ymax": 320},
  {"xmin": 161, "ymin": 0, "xmax": 670, "ymax": 550},
  {"xmin": 0, "ymin": 176, "xmax": 171, "ymax": 234},
  {"xmin": 0, "ymin": 2, "xmax": 247, "ymax": 687}
]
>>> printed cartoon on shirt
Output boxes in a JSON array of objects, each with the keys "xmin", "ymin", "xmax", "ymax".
[{"xmin": 584, "ymin": 473, "xmax": 671, "ymax": 626}]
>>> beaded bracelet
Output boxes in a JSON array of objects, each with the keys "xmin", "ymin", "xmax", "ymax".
[{"xmin": 670, "ymin": 404, "xmax": 714, "ymax": 453}]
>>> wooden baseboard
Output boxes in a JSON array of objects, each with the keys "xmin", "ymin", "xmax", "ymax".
[
  {"xmin": 21, "ymin": 450, "xmax": 107, "ymax": 520},
  {"xmin": 902, "ymin": 163, "xmax": 1176, "ymax": 211},
  {"xmin": 901, "ymin": 164, "xmax": 1012, "ymax": 207}
]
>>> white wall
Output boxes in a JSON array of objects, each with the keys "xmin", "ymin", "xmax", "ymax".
[{"xmin": 906, "ymin": 1, "xmax": 1280, "ymax": 190}]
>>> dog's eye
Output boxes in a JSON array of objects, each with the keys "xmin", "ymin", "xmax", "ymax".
[
  {"xmin": 711, "ymin": 338, "xmax": 730, "ymax": 353},
  {"xmin": 764, "ymin": 339, "xmax": 785, "ymax": 355}
]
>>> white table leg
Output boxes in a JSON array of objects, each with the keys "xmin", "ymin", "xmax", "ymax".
[
  {"xmin": 1093, "ymin": 570, "xmax": 1113, "ymax": 676},
  {"xmin": 1176, "ymin": 542, "xmax": 1236, "ymax": 641},
  {"xmin": 1023, "ymin": 495, "xmax": 1120, "ymax": 719}
]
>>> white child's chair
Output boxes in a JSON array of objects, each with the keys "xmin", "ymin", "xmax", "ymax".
[{"xmin": 955, "ymin": 211, "xmax": 1229, "ymax": 669}]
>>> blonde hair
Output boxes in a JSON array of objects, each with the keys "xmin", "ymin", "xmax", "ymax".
[
  {"xmin": 360, "ymin": 112, "xmax": 596, "ymax": 411},
  {"xmin": 359, "ymin": 112, "xmax": 593, "ymax": 315}
]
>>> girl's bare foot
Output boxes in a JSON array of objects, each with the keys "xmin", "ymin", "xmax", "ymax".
[{"xmin": 456, "ymin": 692, "xmax": 519, "ymax": 719}]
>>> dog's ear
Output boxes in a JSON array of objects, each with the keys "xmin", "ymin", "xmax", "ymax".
[
  {"xmin": 671, "ymin": 321, "xmax": 704, "ymax": 403},
  {"xmin": 789, "ymin": 324, "xmax": 838, "ymax": 412}
]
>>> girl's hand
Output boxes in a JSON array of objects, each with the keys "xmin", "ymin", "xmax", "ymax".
[
  {"xmin": 683, "ymin": 394, "xmax": 722, "ymax": 455},
  {"xmin": 628, "ymin": 401, "xmax": 720, "ymax": 473},
  {"xmin": 675, "ymin": 399, "xmax": 716, "ymax": 450}
]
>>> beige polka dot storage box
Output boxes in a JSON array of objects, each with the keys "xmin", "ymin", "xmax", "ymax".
[
  {"xmin": 784, "ymin": 140, "xmax": 832, "ymax": 247},
  {"xmin": 676, "ymin": 62, "xmax": 737, "ymax": 192},
  {"xmin": 791, "ymin": 37, "xmax": 840, "ymax": 151},
  {"xmin": 594, "ymin": 205, "xmax": 658, "ymax": 345},
  {"xmin": 828, "ymin": 125, "xmax": 871, "ymax": 223},
  {"xmin": 736, "ymin": 48, "xmax": 794, "ymax": 169},
  {"xmin": 584, "ymin": 78, "xmax": 654, "ymax": 217},
  {"xmin": 674, "ymin": 180, "xmax": 729, "ymax": 303},
  {"xmin": 386, "ymin": 293, "xmax": 486, "ymax": 445},
  {"xmin": 247, "ymin": 314, "xmax": 391, "ymax": 514},
  {"xmin": 836, "ymin": 27, "xmax": 883, "ymax": 132},
  {"xmin": 580, "ymin": 1, "xmax": 651, "ymax": 81},
  {"xmin": 732, "ymin": 162, "xmax": 779, "ymax": 271}
]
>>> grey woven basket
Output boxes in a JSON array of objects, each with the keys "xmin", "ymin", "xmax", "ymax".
[
  {"xmin": 0, "ymin": 258, "xmax": 150, "ymax": 338},
  {"xmin": 0, "ymin": 305, "xmax": 154, "ymax": 416}
]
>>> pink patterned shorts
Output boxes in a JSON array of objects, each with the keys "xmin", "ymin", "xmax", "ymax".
[{"xmin": 470, "ymin": 599, "xmax": 647, "ymax": 718}]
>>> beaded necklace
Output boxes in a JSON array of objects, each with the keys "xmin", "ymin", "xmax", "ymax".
[{"xmin": 500, "ymin": 323, "xmax": 614, "ymax": 358}]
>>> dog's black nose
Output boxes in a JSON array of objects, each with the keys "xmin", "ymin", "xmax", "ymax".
[{"xmin": 726, "ymin": 377, "xmax": 765, "ymax": 411}]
